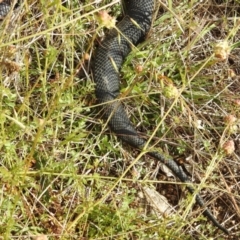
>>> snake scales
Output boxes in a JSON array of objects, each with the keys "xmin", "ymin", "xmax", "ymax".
[
  {"xmin": 0, "ymin": 0, "xmax": 11, "ymax": 18},
  {"xmin": 0, "ymin": 0, "xmax": 228, "ymax": 235},
  {"xmin": 93, "ymin": 0, "xmax": 229, "ymax": 235}
]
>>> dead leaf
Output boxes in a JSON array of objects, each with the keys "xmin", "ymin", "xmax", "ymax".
[{"xmin": 143, "ymin": 186, "xmax": 173, "ymax": 217}]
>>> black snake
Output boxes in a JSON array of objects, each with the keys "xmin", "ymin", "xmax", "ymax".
[
  {"xmin": 0, "ymin": 0, "xmax": 11, "ymax": 18},
  {"xmin": 0, "ymin": 0, "xmax": 229, "ymax": 235},
  {"xmin": 93, "ymin": 0, "xmax": 229, "ymax": 235}
]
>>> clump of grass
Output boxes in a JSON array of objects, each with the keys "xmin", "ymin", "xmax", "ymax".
[{"xmin": 0, "ymin": 0, "xmax": 239, "ymax": 239}]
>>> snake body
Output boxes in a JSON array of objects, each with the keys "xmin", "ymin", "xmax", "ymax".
[
  {"xmin": 93, "ymin": 0, "xmax": 228, "ymax": 235},
  {"xmin": 0, "ymin": 0, "xmax": 228, "ymax": 234},
  {"xmin": 0, "ymin": 0, "xmax": 11, "ymax": 18}
]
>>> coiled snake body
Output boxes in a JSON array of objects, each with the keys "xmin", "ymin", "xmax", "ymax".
[
  {"xmin": 93, "ymin": 0, "xmax": 228, "ymax": 235},
  {"xmin": 0, "ymin": 0, "xmax": 228, "ymax": 234}
]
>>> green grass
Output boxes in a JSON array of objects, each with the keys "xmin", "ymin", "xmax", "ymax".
[{"xmin": 0, "ymin": 0, "xmax": 239, "ymax": 239}]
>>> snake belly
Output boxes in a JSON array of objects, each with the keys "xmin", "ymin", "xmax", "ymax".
[{"xmin": 93, "ymin": 0, "xmax": 228, "ymax": 235}]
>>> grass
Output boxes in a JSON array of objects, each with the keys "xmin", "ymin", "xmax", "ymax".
[{"xmin": 0, "ymin": 0, "xmax": 239, "ymax": 239}]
